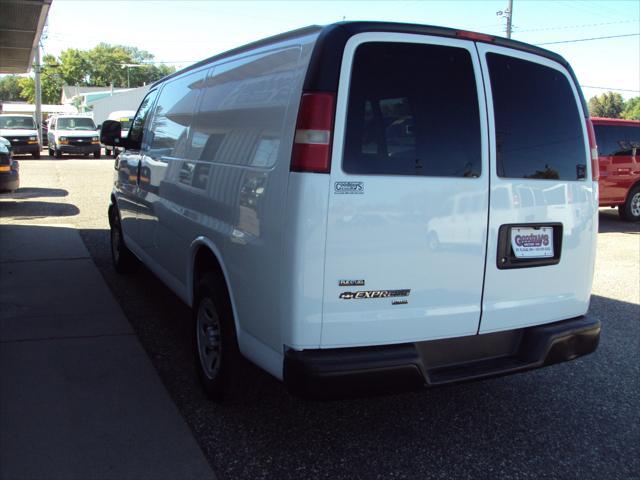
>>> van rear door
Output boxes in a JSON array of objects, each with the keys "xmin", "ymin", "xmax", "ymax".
[
  {"xmin": 476, "ymin": 45, "xmax": 597, "ymax": 334},
  {"xmin": 321, "ymin": 34, "xmax": 489, "ymax": 348}
]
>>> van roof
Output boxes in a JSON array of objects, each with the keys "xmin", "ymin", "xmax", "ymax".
[
  {"xmin": 151, "ymin": 24, "xmax": 322, "ymax": 88},
  {"xmin": 151, "ymin": 21, "xmax": 587, "ymax": 112},
  {"xmin": 591, "ymin": 117, "xmax": 640, "ymax": 127}
]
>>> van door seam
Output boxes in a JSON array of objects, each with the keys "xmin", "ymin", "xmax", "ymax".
[{"xmin": 474, "ymin": 43, "xmax": 492, "ymax": 336}]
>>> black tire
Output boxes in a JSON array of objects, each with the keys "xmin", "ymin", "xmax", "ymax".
[
  {"xmin": 94, "ymin": 151, "xmax": 101, "ymax": 159},
  {"xmin": 32, "ymin": 151, "xmax": 40, "ymax": 159},
  {"xmin": 109, "ymin": 206, "xmax": 137, "ymax": 273},
  {"xmin": 618, "ymin": 184, "xmax": 640, "ymax": 222},
  {"xmin": 194, "ymin": 272, "xmax": 245, "ymax": 402},
  {"xmin": 54, "ymin": 149, "xmax": 62, "ymax": 159}
]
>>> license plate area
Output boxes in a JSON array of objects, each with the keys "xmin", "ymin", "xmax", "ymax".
[{"xmin": 497, "ymin": 223, "xmax": 562, "ymax": 269}]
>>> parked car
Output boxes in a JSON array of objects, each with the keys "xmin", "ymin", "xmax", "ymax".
[
  {"xmin": 592, "ymin": 117, "xmax": 640, "ymax": 222},
  {"xmin": 47, "ymin": 115, "xmax": 101, "ymax": 158},
  {"xmin": 101, "ymin": 22, "xmax": 601, "ymax": 400},
  {"xmin": 103, "ymin": 110, "xmax": 136, "ymax": 157},
  {"xmin": 0, "ymin": 140, "xmax": 19, "ymax": 192},
  {"xmin": 41, "ymin": 121, "xmax": 48, "ymax": 147},
  {"xmin": 0, "ymin": 114, "xmax": 40, "ymax": 159}
]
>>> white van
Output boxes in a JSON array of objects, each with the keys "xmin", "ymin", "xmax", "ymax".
[
  {"xmin": 101, "ymin": 22, "xmax": 601, "ymax": 400},
  {"xmin": 47, "ymin": 114, "xmax": 100, "ymax": 158},
  {"xmin": 0, "ymin": 114, "xmax": 40, "ymax": 158},
  {"xmin": 104, "ymin": 110, "xmax": 135, "ymax": 157}
]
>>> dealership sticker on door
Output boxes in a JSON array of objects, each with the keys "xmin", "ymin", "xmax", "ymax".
[{"xmin": 510, "ymin": 227, "xmax": 554, "ymax": 258}]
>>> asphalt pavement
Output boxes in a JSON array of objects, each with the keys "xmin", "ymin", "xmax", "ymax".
[{"xmin": 2, "ymin": 155, "xmax": 639, "ymax": 480}]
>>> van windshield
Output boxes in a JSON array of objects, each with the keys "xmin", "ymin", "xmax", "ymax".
[
  {"xmin": 57, "ymin": 117, "xmax": 96, "ymax": 131},
  {"xmin": 0, "ymin": 116, "xmax": 36, "ymax": 129}
]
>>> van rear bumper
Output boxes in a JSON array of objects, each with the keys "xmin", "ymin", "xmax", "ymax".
[{"xmin": 283, "ymin": 315, "xmax": 600, "ymax": 398}]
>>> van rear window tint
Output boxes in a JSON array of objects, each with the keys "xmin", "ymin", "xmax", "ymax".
[
  {"xmin": 487, "ymin": 53, "xmax": 586, "ymax": 180},
  {"xmin": 343, "ymin": 42, "xmax": 481, "ymax": 177}
]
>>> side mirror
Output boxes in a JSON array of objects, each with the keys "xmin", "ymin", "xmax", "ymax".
[{"xmin": 100, "ymin": 120, "xmax": 121, "ymax": 147}]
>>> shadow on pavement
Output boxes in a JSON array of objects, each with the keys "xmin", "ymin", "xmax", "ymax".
[
  {"xmin": 79, "ymin": 225, "xmax": 640, "ymax": 480},
  {"xmin": 0, "ymin": 187, "xmax": 69, "ymax": 200},
  {"xmin": 0, "ymin": 200, "xmax": 79, "ymax": 219},
  {"xmin": 599, "ymin": 208, "xmax": 640, "ymax": 234}
]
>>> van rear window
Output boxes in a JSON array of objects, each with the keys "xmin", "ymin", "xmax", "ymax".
[
  {"xmin": 487, "ymin": 53, "xmax": 586, "ymax": 180},
  {"xmin": 343, "ymin": 42, "xmax": 481, "ymax": 177}
]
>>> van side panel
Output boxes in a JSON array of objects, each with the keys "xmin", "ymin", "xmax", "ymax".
[
  {"xmin": 281, "ymin": 173, "xmax": 331, "ymax": 349},
  {"xmin": 137, "ymin": 34, "xmax": 319, "ymax": 365}
]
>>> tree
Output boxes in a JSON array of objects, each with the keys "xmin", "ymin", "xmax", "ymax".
[
  {"xmin": 16, "ymin": 45, "xmax": 174, "ymax": 104},
  {"xmin": 18, "ymin": 54, "xmax": 64, "ymax": 104},
  {"xmin": 0, "ymin": 75, "xmax": 23, "ymax": 101},
  {"xmin": 588, "ymin": 91, "xmax": 625, "ymax": 118},
  {"xmin": 621, "ymin": 97, "xmax": 640, "ymax": 121}
]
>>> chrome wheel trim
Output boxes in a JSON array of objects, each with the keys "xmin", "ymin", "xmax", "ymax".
[
  {"xmin": 196, "ymin": 298, "xmax": 222, "ymax": 380},
  {"xmin": 630, "ymin": 192, "xmax": 640, "ymax": 217}
]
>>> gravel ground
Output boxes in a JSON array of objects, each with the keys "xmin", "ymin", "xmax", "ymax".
[{"xmin": 2, "ymin": 157, "xmax": 639, "ymax": 480}]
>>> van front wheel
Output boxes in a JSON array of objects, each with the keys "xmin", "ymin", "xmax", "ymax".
[
  {"xmin": 194, "ymin": 272, "xmax": 243, "ymax": 402},
  {"xmin": 619, "ymin": 185, "xmax": 640, "ymax": 222}
]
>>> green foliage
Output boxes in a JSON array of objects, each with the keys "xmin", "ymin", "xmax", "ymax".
[
  {"xmin": 588, "ymin": 91, "xmax": 626, "ymax": 118},
  {"xmin": 621, "ymin": 97, "xmax": 640, "ymax": 120},
  {"xmin": 16, "ymin": 44, "xmax": 175, "ymax": 104},
  {"xmin": 0, "ymin": 75, "xmax": 23, "ymax": 101},
  {"xmin": 18, "ymin": 55, "xmax": 64, "ymax": 104}
]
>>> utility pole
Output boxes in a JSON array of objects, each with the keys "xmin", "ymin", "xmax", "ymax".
[
  {"xmin": 121, "ymin": 64, "xmax": 144, "ymax": 89},
  {"xmin": 506, "ymin": 0, "xmax": 513, "ymax": 39},
  {"xmin": 497, "ymin": 0, "xmax": 514, "ymax": 39},
  {"xmin": 34, "ymin": 44, "xmax": 43, "ymax": 146}
]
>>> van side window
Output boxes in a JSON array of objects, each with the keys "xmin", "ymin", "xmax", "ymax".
[
  {"xmin": 191, "ymin": 47, "xmax": 301, "ymax": 168},
  {"xmin": 487, "ymin": 53, "xmax": 586, "ymax": 180},
  {"xmin": 343, "ymin": 42, "xmax": 481, "ymax": 177},
  {"xmin": 149, "ymin": 69, "xmax": 208, "ymax": 159},
  {"xmin": 129, "ymin": 90, "xmax": 158, "ymax": 146},
  {"xmin": 594, "ymin": 125, "xmax": 639, "ymax": 156}
]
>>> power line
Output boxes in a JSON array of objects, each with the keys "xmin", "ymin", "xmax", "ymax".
[
  {"xmin": 580, "ymin": 85, "xmax": 640, "ymax": 94},
  {"xmin": 515, "ymin": 19, "xmax": 639, "ymax": 33},
  {"xmin": 536, "ymin": 33, "xmax": 639, "ymax": 45}
]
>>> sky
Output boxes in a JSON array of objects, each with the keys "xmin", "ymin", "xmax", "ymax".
[{"xmin": 39, "ymin": 0, "xmax": 640, "ymax": 101}]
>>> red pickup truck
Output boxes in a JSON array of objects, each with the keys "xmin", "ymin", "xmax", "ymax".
[{"xmin": 592, "ymin": 117, "xmax": 640, "ymax": 221}]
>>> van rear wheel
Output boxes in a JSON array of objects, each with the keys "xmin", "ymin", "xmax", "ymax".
[
  {"xmin": 194, "ymin": 272, "xmax": 244, "ymax": 402},
  {"xmin": 619, "ymin": 185, "xmax": 640, "ymax": 222},
  {"xmin": 109, "ymin": 207, "xmax": 137, "ymax": 273}
]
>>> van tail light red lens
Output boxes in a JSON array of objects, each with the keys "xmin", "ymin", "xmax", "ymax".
[
  {"xmin": 586, "ymin": 117, "xmax": 599, "ymax": 180},
  {"xmin": 291, "ymin": 92, "xmax": 335, "ymax": 173}
]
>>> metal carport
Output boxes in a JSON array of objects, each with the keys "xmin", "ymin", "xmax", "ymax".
[{"xmin": 0, "ymin": 0, "xmax": 51, "ymax": 74}]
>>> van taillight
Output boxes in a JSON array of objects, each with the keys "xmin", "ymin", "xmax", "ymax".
[
  {"xmin": 586, "ymin": 118, "xmax": 599, "ymax": 180},
  {"xmin": 291, "ymin": 92, "xmax": 335, "ymax": 173}
]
